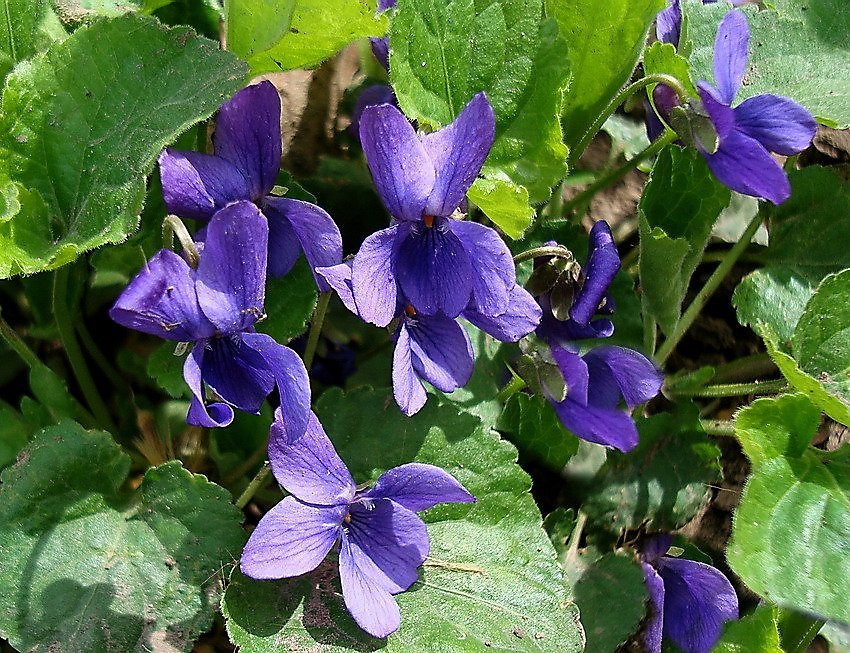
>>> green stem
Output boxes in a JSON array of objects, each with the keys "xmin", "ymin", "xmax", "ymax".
[
  {"xmin": 655, "ymin": 212, "xmax": 764, "ymax": 365},
  {"xmin": 235, "ymin": 461, "xmax": 271, "ymax": 509},
  {"xmin": 303, "ymin": 291, "xmax": 331, "ymax": 370},
  {"xmin": 710, "ymin": 352, "xmax": 776, "ymax": 383},
  {"xmin": 671, "ymin": 379, "xmax": 787, "ymax": 398},
  {"xmin": 53, "ymin": 267, "xmax": 117, "ymax": 432},
  {"xmin": 0, "ymin": 312, "xmax": 40, "ymax": 369},
  {"xmin": 557, "ymin": 130, "xmax": 677, "ymax": 221},
  {"xmin": 699, "ymin": 419, "xmax": 736, "ymax": 437},
  {"xmin": 571, "ymin": 74, "xmax": 688, "ymax": 166},
  {"xmin": 643, "ymin": 309, "xmax": 657, "ymax": 358},
  {"xmin": 76, "ymin": 319, "xmax": 127, "ymax": 392},
  {"xmin": 512, "ymin": 245, "xmax": 574, "ymax": 265},
  {"xmin": 497, "ymin": 374, "xmax": 526, "ymax": 403}
]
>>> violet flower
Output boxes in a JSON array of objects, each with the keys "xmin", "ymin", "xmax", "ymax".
[
  {"xmin": 317, "ymin": 261, "xmax": 541, "ymax": 415},
  {"xmin": 641, "ymin": 534, "xmax": 739, "ymax": 653},
  {"xmin": 110, "ymin": 201, "xmax": 310, "ymax": 436},
  {"xmin": 656, "ymin": 0, "xmax": 746, "ymax": 49},
  {"xmin": 157, "ymin": 81, "xmax": 342, "ymax": 289},
  {"xmin": 241, "ymin": 410, "xmax": 475, "ymax": 638},
  {"xmin": 354, "ymin": 93, "xmax": 518, "ymax": 325}
]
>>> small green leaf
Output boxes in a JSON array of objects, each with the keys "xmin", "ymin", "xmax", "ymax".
[
  {"xmin": 549, "ymin": 0, "xmax": 666, "ymax": 151},
  {"xmin": 0, "ymin": 14, "xmax": 247, "ymax": 277},
  {"xmin": 256, "ymin": 257, "xmax": 318, "ymax": 344},
  {"xmin": 498, "ymin": 392, "xmax": 579, "ymax": 470},
  {"xmin": 733, "ymin": 266, "xmax": 816, "ymax": 345},
  {"xmin": 0, "ymin": 421, "xmax": 246, "ymax": 652},
  {"xmin": 223, "ymin": 387, "xmax": 584, "ymax": 651},
  {"xmin": 639, "ymin": 146, "xmax": 730, "ymax": 336},
  {"xmin": 468, "ymin": 175, "xmax": 535, "ymax": 239},
  {"xmin": 729, "ymin": 394, "xmax": 850, "ymax": 624},
  {"xmin": 643, "ymin": 40, "xmax": 698, "ymax": 97},
  {"xmin": 242, "ymin": 0, "xmax": 387, "ymax": 75},
  {"xmin": 712, "ymin": 604, "xmax": 783, "ymax": 653},
  {"xmin": 582, "ymin": 403, "xmax": 721, "ymax": 534}
]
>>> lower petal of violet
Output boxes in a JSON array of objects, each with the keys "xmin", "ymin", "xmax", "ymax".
[
  {"xmin": 200, "ymin": 335, "xmax": 275, "ymax": 414},
  {"xmin": 406, "ymin": 312, "xmax": 473, "ymax": 393},
  {"xmin": 642, "ymin": 562, "xmax": 666, "ymax": 653}
]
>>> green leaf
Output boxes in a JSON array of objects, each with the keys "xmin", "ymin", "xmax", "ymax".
[
  {"xmin": 256, "ymin": 257, "xmax": 318, "ymax": 344},
  {"xmin": 543, "ymin": 507, "xmax": 576, "ymax": 560},
  {"xmin": 0, "ymin": 421, "xmax": 246, "ymax": 652},
  {"xmin": 222, "ymin": 387, "xmax": 583, "ymax": 651},
  {"xmin": 582, "ymin": 403, "xmax": 721, "ymax": 534},
  {"xmin": 602, "ymin": 113, "xmax": 651, "ymax": 162},
  {"xmin": 148, "ymin": 342, "xmax": 191, "ymax": 399},
  {"xmin": 712, "ymin": 604, "xmax": 783, "ymax": 653},
  {"xmin": 573, "ymin": 553, "xmax": 648, "ymax": 653},
  {"xmin": 682, "ymin": 0, "xmax": 850, "ymax": 128},
  {"xmin": 54, "ymin": 0, "xmax": 143, "ymax": 21},
  {"xmin": 643, "ymin": 40, "xmax": 698, "ymax": 98},
  {"xmin": 733, "ymin": 266, "xmax": 816, "ymax": 345},
  {"xmin": 0, "ymin": 0, "xmax": 65, "ymax": 81},
  {"xmin": 729, "ymin": 393, "xmax": 850, "ymax": 624},
  {"xmin": 549, "ymin": 0, "xmax": 666, "ymax": 151},
  {"xmin": 0, "ymin": 14, "xmax": 247, "ymax": 277},
  {"xmin": 468, "ymin": 175, "xmax": 535, "ymax": 239},
  {"xmin": 0, "ymin": 400, "xmax": 31, "ymax": 469},
  {"xmin": 498, "ymin": 392, "xmax": 579, "ymax": 470},
  {"xmin": 241, "ymin": 0, "xmax": 387, "ymax": 75},
  {"xmin": 390, "ymin": 0, "xmax": 570, "ymax": 204},
  {"xmin": 639, "ymin": 146, "xmax": 731, "ymax": 336}
]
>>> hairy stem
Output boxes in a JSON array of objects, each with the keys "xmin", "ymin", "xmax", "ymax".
[
  {"xmin": 303, "ymin": 291, "xmax": 331, "ymax": 369},
  {"xmin": 700, "ymin": 419, "xmax": 736, "ymax": 437},
  {"xmin": 0, "ymin": 311, "xmax": 40, "ymax": 369},
  {"xmin": 710, "ymin": 352, "xmax": 777, "ymax": 383},
  {"xmin": 235, "ymin": 461, "xmax": 271, "ymax": 509},
  {"xmin": 162, "ymin": 215, "xmax": 200, "ymax": 268},
  {"xmin": 497, "ymin": 374, "xmax": 526, "ymax": 403},
  {"xmin": 671, "ymin": 379, "xmax": 788, "ymax": 398}
]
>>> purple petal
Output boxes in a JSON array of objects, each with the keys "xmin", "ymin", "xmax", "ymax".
[
  {"xmin": 656, "ymin": 0, "xmax": 681, "ymax": 46},
  {"xmin": 352, "ymin": 225, "xmax": 401, "ymax": 327},
  {"xmin": 183, "ymin": 346, "xmax": 235, "ymax": 428},
  {"xmin": 733, "ymin": 94, "xmax": 817, "ymax": 156},
  {"xmin": 393, "ymin": 322, "xmax": 428, "ymax": 416},
  {"xmin": 213, "ymin": 81, "xmax": 282, "ymax": 200},
  {"xmin": 420, "ymin": 93, "xmax": 495, "ymax": 217},
  {"xmin": 450, "ymin": 219, "xmax": 515, "ymax": 317},
  {"xmin": 551, "ymin": 397, "xmax": 639, "ymax": 452},
  {"xmin": 702, "ymin": 128, "xmax": 791, "ymax": 204},
  {"xmin": 196, "ymin": 201, "xmax": 268, "ymax": 333},
  {"xmin": 642, "ymin": 562, "xmax": 665, "ymax": 653},
  {"xmin": 265, "ymin": 211, "xmax": 303, "ymax": 279},
  {"xmin": 698, "ymin": 82, "xmax": 737, "ymax": 141},
  {"xmin": 316, "ymin": 262, "xmax": 358, "ymax": 315},
  {"xmin": 240, "ymin": 332, "xmax": 311, "ymax": 443},
  {"xmin": 377, "ymin": 0, "xmax": 396, "ymax": 10},
  {"xmin": 264, "ymin": 197, "xmax": 343, "ymax": 290},
  {"xmin": 551, "ymin": 344, "xmax": 589, "ymax": 405},
  {"xmin": 396, "ymin": 221, "xmax": 473, "ymax": 317},
  {"xmin": 365, "ymin": 463, "xmax": 474, "ymax": 511},
  {"xmin": 407, "ymin": 312, "xmax": 474, "ymax": 393},
  {"xmin": 110, "ymin": 249, "xmax": 214, "ymax": 342},
  {"xmin": 583, "ymin": 346, "xmax": 663, "ymax": 409},
  {"xmin": 241, "ymin": 496, "xmax": 345, "ymax": 579},
  {"xmin": 351, "ymin": 84, "xmax": 395, "ymax": 139},
  {"xmin": 268, "ymin": 410, "xmax": 356, "ymax": 505},
  {"xmin": 712, "ymin": 10, "xmax": 749, "ymax": 105},
  {"xmin": 338, "ymin": 531, "xmax": 402, "ymax": 638},
  {"xmin": 347, "ymin": 499, "xmax": 429, "ymax": 593},
  {"xmin": 200, "ymin": 335, "xmax": 275, "ymax": 413},
  {"xmin": 157, "ymin": 149, "xmax": 250, "ymax": 221},
  {"xmin": 658, "ymin": 557, "xmax": 739, "ymax": 653},
  {"xmin": 370, "ymin": 38, "xmax": 390, "ymax": 72},
  {"xmin": 462, "ymin": 284, "xmax": 542, "ymax": 342},
  {"xmin": 360, "ymin": 103, "xmax": 435, "ymax": 222},
  {"xmin": 642, "ymin": 534, "xmax": 675, "ymax": 564},
  {"xmin": 570, "ymin": 221, "xmax": 621, "ymax": 325}
]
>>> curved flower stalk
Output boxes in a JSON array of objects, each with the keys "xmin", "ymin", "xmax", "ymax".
[
  {"xmin": 241, "ymin": 410, "xmax": 475, "ymax": 638},
  {"xmin": 532, "ymin": 221, "xmax": 663, "ymax": 452},
  {"xmin": 352, "ymin": 93, "xmax": 520, "ymax": 325},
  {"xmin": 110, "ymin": 202, "xmax": 310, "ymax": 437},
  {"xmin": 641, "ymin": 534, "xmax": 739, "ymax": 653},
  {"xmin": 317, "ymin": 261, "xmax": 541, "ymax": 415},
  {"xmin": 157, "ymin": 81, "xmax": 342, "ymax": 288}
]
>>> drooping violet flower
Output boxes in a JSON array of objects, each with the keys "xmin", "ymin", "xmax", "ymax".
[
  {"xmin": 110, "ymin": 201, "xmax": 310, "ymax": 437},
  {"xmin": 241, "ymin": 411, "xmax": 475, "ymax": 638},
  {"xmin": 641, "ymin": 534, "xmax": 739, "ymax": 653},
  {"xmin": 354, "ymin": 93, "xmax": 518, "ymax": 325},
  {"xmin": 317, "ymin": 261, "xmax": 541, "ymax": 415},
  {"xmin": 157, "ymin": 81, "xmax": 342, "ymax": 288},
  {"xmin": 369, "ymin": 0, "xmax": 397, "ymax": 70}
]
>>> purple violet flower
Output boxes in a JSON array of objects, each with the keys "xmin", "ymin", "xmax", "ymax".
[
  {"xmin": 157, "ymin": 81, "xmax": 342, "ymax": 289},
  {"xmin": 641, "ymin": 534, "xmax": 739, "ymax": 653},
  {"xmin": 240, "ymin": 410, "xmax": 475, "ymax": 638},
  {"xmin": 354, "ymin": 93, "xmax": 517, "ymax": 325},
  {"xmin": 110, "ymin": 201, "xmax": 310, "ymax": 436},
  {"xmin": 656, "ymin": 0, "xmax": 747, "ymax": 49},
  {"xmin": 317, "ymin": 261, "xmax": 541, "ymax": 415}
]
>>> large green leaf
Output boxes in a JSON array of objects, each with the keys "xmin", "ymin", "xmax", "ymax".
[
  {"xmin": 729, "ymin": 394, "xmax": 850, "ymax": 624},
  {"xmin": 222, "ymin": 387, "xmax": 584, "ymax": 651},
  {"xmin": 733, "ymin": 266, "xmax": 816, "ymax": 345},
  {"xmin": 581, "ymin": 403, "xmax": 721, "ymax": 534},
  {"xmin": 682, "ymin": 0, "xmax": 850, "ymax": 128},
  {"xmin": 498, "ymin": 392, "xmax": 579, "ymax": 470},
  {"xmin": 0, "ymin": 14, "xmax": 247, "ymax": 277},
  {"xmin": 390, "ymin": 0, "xmax": 571, "ymax": 209},
  {"xmin": 0, "ymin": 421, "xmax": 246, "ymax": 651},
  {"xmin": 712, "ymin": 604, "xmax": 783, "ymax": 653},
  {"xmin": 240, "ymin": 0, "xmax": 387, "ymax": 75},
  {"xmin": 0, "ymin": 0, "xmax": 65, "ymax": 81},
  {"xmin": 548, "ymin": 0, "xmax": 666, "ymax": 151},
  {"xmin": 639, "ymin": 146, "xmax": 731, "ymax": 336}
]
